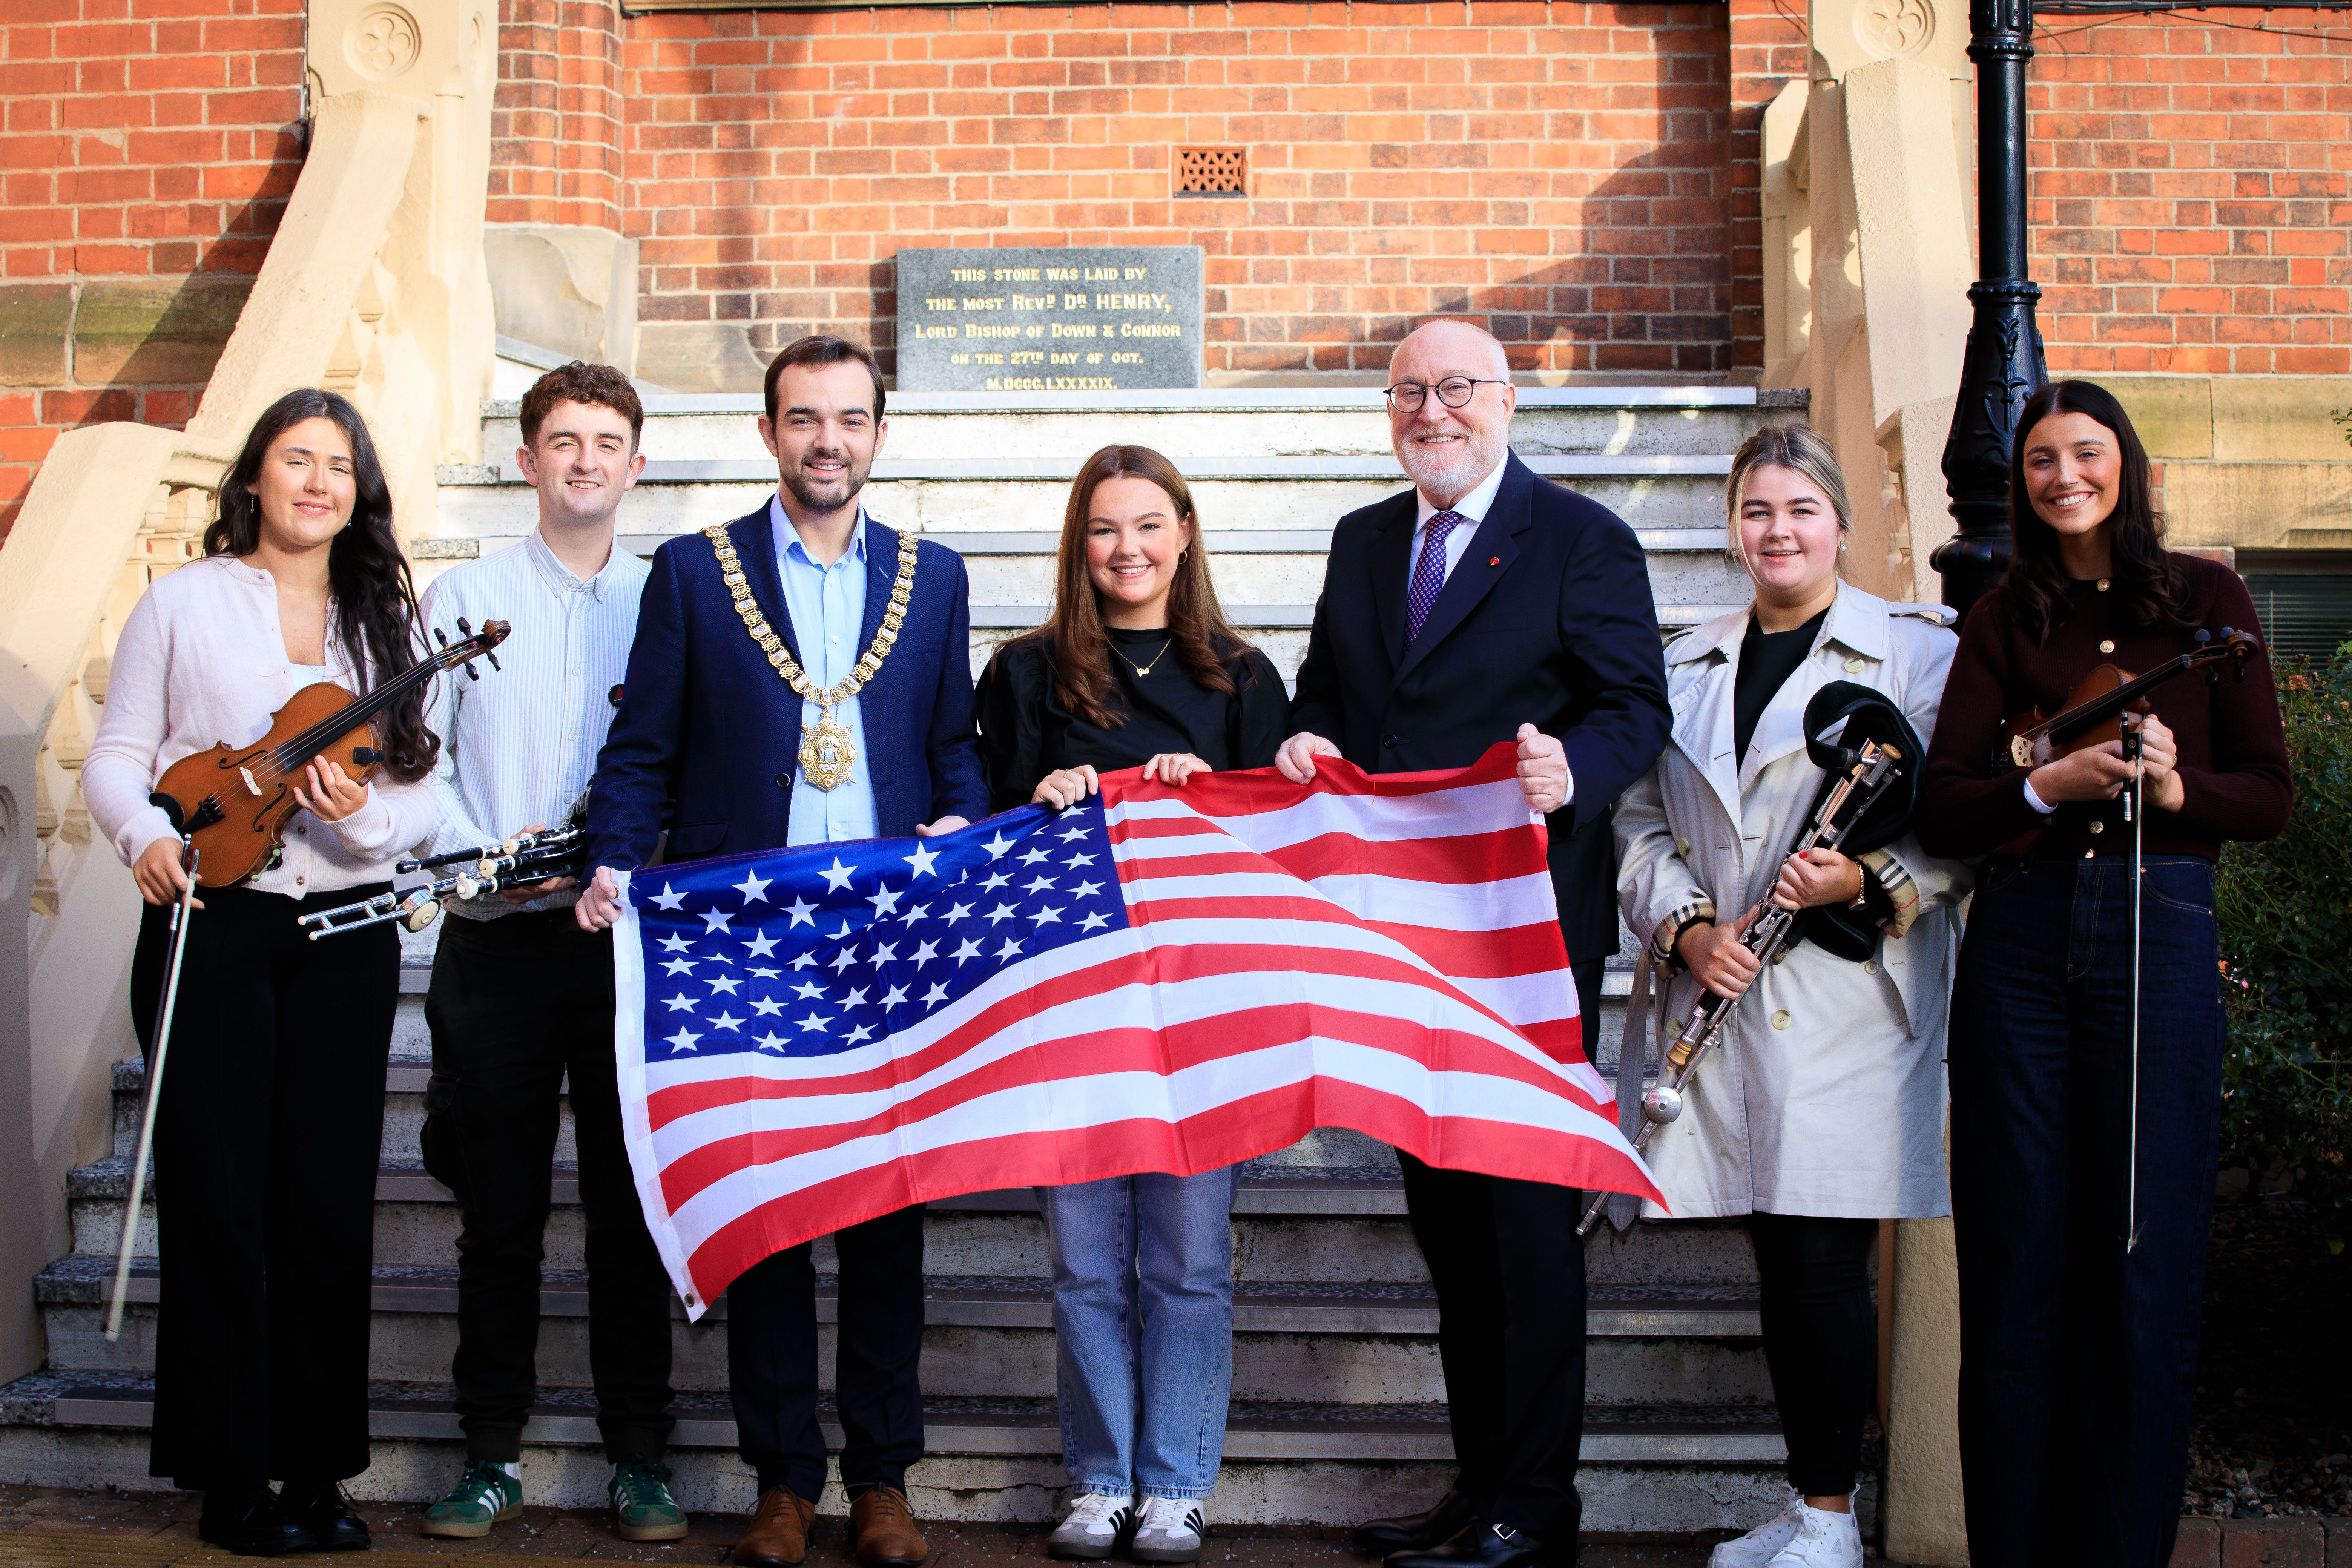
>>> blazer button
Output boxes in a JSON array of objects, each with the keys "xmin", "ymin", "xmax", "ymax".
[
  {"xmin": 1675, "ymin": 836, "xmax": 1691, "ymax": 856},
  {"xmin": 1771, "ymin": 1009, "xmax": 1791, "ymax": 1030},
  {"xmin": 775, "ymin": 772, "xmax": 792, "ymax": 789},
  {"xmin": 1864, "ymin": 960, "xmax": 1881, "ymax": 976},
  {"xmin": 1382, "ymin": 735, "xmax": 1399, "ymax": 749}
]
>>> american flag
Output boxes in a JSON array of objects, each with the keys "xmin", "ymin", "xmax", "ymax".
[{"xmin": 614, "ymin": 743, "xmax": 1662, "ymax": 1318}]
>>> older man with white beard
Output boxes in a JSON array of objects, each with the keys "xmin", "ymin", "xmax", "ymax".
[{"xmin": 1282, "ymin": 319, "xmax": 1672, "ymax": 1568}]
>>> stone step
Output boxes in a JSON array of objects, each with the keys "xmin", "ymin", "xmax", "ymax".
[
  {"xmin": 478, "ymin": 386, "xmax": 1790, "ymax": 465},
  {"xmin": 0, "ymin": 1372, "xmax": 1849, "ymax": 1532},
  {"xmin": 431, "ymin": 477, "xmax": 1746, "ymax": 611},
  {"xmin": 44, "ymin": 1259, "xmax": 1775, "ymax": 1410},
  {"xmin": 415, "ymin": 512, "xmax": 1748, "ymax": 653},
  {"xmin": 70, "ymin": 1161, "xmax": 1762, "ymax": 1290}
]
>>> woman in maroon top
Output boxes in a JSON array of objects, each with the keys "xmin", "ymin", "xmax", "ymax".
[{"xmin": 1917, "ymin": 380, "xmax": 2289, "ymax": 1568}]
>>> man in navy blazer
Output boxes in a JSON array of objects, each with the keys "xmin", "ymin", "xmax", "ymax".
[
  {"xmin": 1283, "ymin": 321, "xmax": 1672, "ymax": 1568},
  {"xmin": 579, "ymin": 337, "xmax": 988, "ymax": 1568}
]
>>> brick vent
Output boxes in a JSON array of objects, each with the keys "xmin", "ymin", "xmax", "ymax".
[{"xmin": 1175, "ymin": 145, "xmax": 1247, "ymax": 197}]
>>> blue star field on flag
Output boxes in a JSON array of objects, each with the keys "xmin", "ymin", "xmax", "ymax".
[{"xmin": 625, "ymin": 804, "xmax": 1126, "ymax": 1063}]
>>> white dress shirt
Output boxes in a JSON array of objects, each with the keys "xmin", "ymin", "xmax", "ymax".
[
  {"xmin": 421, "ymin": 529, "xmax": 649, "ymax": 916},
  {"xmin": 1404, "ymin": 453, "xmax": 1572, "ymax": 805},
  {"xmin": 84, "ymin": 554, "xmax": 434, "ymax": 896},
  {"xmin": 1409, "ymin": 453, "xmax": 1510, "ymax": 588}
]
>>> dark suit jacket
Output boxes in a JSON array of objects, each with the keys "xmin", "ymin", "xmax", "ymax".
[
  {"xmin": 1290, "ymin": 451, "xmax": 1672, "ymax": 963},
  {"xmin": 585, "ymin": 505, "xmax": 991, "ymax": 873}
]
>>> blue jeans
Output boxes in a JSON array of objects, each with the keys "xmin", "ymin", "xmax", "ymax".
[
  {"xmin": 1037, "ymin": 1166, "xmax": 1242, "ymax": 1499},
  {"xmin": 1949, "ymin": 855, "xmax": 2224, "ymax": 1568}
]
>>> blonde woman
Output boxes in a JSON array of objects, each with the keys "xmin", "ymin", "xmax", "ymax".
[
  {"xmin": 1612, "ymin": 423, "xmax": 1968, "ymax": 1568},
  {"xmin": 975, "ymin": 445, "xmax": 1286, "ymax": 1565}
]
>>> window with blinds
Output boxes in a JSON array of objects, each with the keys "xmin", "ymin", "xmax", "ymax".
[{"xmin": 2240, "ymin": 551, "xmax": 2352, "ymax": 661}]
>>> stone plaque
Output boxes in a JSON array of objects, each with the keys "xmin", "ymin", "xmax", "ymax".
[{"xmin": 894, "ymin": 246, "xmax": 1204, "ymax": 393}]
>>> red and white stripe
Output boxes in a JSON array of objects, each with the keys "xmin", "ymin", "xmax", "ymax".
[{"xmin": 617, "ymin": 744, "xmax": 1661, "ymax": 1317}]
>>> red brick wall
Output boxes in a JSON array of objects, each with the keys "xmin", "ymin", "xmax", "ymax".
[
  {"xmin": 618, "ymin": 2, "xmax": 1732, "ymax": 386},
  {"xmin": 2033, "ymin": 10, "xmax": 2352, "ymax": 376},
  {"xmin": 0, "ymin": 0, "xmax": 303, "ymax": 540},
  {"xmin": 491, "ymin": 0, "xmax": 624, "ymax": 230}
]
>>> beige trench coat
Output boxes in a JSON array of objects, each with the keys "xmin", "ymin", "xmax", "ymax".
[{"xmin": 1613, "ymin": 583, "xmax": 1969, "ymax": 1221}]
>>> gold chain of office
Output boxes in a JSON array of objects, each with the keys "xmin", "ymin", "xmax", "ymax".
[{"xmin": 704, "ymin": 523, "xmax": 918, "ymax": 792}]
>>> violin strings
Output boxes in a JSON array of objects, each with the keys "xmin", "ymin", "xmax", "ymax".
[{"xmin": 239, "ymin": 643, "xmax": 470, "ymax": 792}]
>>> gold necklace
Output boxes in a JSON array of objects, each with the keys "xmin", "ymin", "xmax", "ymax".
[
  {"xmin": 706, "ymin": 522, "xmax": 919, "ymax": 792},
  {"xmin": 1111, "ymin": 634, "xmax": 1175, "ymax": 677}
]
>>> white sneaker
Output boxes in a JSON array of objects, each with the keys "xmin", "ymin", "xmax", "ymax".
[
  {"xmin": 1048, "ymin": 1493, "xmax": 1133, "ymax": 1560},
  {"xmin": 1765, "ymin": 1500, "xmax": 1863, "ymax": 1568},
  {"xmin": 1709, "ymin": 1490, "xmax": 1804, "ymax": 1567},
  {"xmin": 1130, "ymin": 1495, "xmax": 1206, "ymax": 1565}
]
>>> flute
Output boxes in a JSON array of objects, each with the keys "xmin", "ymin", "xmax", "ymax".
[
  {"xmin": 1577, "ymin": 736, "xmax": 1904, "ymax": 1238},
  {"xmin": 299, "ymin": 825, "xmax": 586, "ymax": 939}
]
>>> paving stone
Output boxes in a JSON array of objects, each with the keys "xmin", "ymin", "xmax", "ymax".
[{"xmin": 2222, "ymin": 1517, "xmax": 2326, "ymax": 1568}]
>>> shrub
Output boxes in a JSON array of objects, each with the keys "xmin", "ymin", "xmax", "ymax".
[{"xmin": 2215, "ymin": 647, "xmax": 2352, "ymax": 1253}]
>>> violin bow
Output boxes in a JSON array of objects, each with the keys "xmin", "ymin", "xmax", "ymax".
[
  {"xmin": 2122, "ymin": 722, "xmax": 2145, "ymax": 1254},
  {"xmin": 106, "ymin": 839, "xmax": 199, "ymax": 1342}
]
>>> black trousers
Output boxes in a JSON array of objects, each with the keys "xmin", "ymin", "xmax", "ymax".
[
  {"xmin": 728, "ymin": 1204, "xmax": 928, "ymax": 1501},
  {"xmin": 1747, "ymin": 1213, "xmax": 1878, "ymax": 1499},
  {"xmin": 130, "ymin": 881, "xmax": 398, "ymax": 1491},
  {"xmin": 1397, "ymin": 953, "xmax": 1605, "ymax": 1544},
  {"xmin": 1950, "ymin": 857, "xmax": 2224, "ymax": 1568},
  {"xmin": 422, "ymin": 910, "xmax": 676, "ymax": 1463}
]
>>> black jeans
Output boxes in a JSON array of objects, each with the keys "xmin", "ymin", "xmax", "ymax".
[
  {"xmin": 130, "ymin": 881, "xmax": 397, "ymax": 1491},
  {"xmin": 729, "ymin": 1204, "xmax": 928, "ymax": 1501},
  {"xmin": 422, "ymin": 910, "xmax": 675, "ymax": 1463},
  {"xmin": 1395, "ymin": 953, "xmax": 1605, "ymax": 1545},
  {"xmin": 1748, "ymin": 1213, "xmax": 1878, "ymax": 1499},
  {"xmin": 1950, "ymin": 855, "xmax": 2224, "ymax": 1568}
]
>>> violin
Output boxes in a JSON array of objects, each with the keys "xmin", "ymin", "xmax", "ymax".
[
  {"xmin": 150, "ymin": 618, "xmax": 512, "ymax": 887},
  {"xmin": 1989, "ymin": 627, "xmax": 2260, "ymax": 852}
]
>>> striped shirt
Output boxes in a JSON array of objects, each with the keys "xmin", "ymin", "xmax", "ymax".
[{"xmin": 421, "ymin": 530, "xmax": 649, "ymax": 917}]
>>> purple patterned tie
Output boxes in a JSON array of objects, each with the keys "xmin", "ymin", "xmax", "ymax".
[{"xmin": 1404, "ymin": 510, "xmax": 1466, "ymax": 646}]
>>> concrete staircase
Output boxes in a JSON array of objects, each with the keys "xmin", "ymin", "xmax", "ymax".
[{"xmin": 3, "ymin": 381, "xmax": 1879, "ymax": 1537}]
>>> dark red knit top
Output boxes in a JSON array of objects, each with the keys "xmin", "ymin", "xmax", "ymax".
[{"xmin": 1916, "ymin": 554, "xmax": 2292, "ymax": 863}]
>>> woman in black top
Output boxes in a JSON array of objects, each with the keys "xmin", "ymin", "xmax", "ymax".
[{"xmin": 976, "ymin": 445, "xmax": 1285, "ymax": 1563}]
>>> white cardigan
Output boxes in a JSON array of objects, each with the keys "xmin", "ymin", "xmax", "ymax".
[{"xmin": 84, "ymin": 554, "xmax": 436, "ymax": 898}]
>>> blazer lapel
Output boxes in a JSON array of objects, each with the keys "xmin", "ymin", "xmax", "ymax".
[
  {"xmin": 1393, "ymin": 453, "xmax": 1532, "ymax": 685},
  {"xmin": 1370, "ymin": 491, "xmax": 1416, "ymax": 666},
  {"xmin": 860, "ymin": 517, "xmax": 898, "ymax": 654},
  {"xmin": 730, "ymin": 507, "xmax": 802, "ymax": 667}
]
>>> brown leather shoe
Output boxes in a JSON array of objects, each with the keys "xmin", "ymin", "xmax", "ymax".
[
  {"xmin": 850, "ymin": 1485, "xmax": 928, "ymax": 1568},
  {"xmin": 734, "ymin": 1486, "xmax": 815, "ymax": 1567}
]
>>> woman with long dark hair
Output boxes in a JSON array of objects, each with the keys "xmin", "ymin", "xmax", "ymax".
[
  {"xmin": 1917, "ymin": 380, "xmax": 2291, "ymax": 1566},
  {"xmin": 84, "ymin": 387, "xmax": 438, "ymax": 1554},
  {"xmin": 976, "ymin": 445, "xmax": 1287, "ymax": 1566}
]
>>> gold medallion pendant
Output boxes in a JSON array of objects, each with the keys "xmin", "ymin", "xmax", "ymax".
[
  {"xmin": 707, "ymin": 522, "xmax": 919, "ymax": 794},
  {"xmin": 799, "ymin": 706, "xmax": 858, "ymax": 792}
]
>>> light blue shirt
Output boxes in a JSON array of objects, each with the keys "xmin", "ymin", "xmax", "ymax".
[
  {"xmin": 422, "ymin": 529, "xmax": 650, "ymax": 914},
  {"xmin": 771, "ymin": 492, "xmax": 878, "ymax": 846}
]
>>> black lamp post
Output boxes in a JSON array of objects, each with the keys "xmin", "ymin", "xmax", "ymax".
[{"xmin": 1935, "ymin": 0, "xmax": 2047, "ymax": 620}]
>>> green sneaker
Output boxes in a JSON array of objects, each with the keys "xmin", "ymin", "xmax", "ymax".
[
  {"xmin": 421, "ymin": 1459, "xmax": 523, "ymax": 1539},
  {"xmin": 610, "ymin": 1453, "xmax": 689, "ymax": 1542}
]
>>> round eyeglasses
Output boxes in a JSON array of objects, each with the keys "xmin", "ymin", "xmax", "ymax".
[{"xmin": 1384, "ymin": 376, "xmax": 1509, "ymax": 413}]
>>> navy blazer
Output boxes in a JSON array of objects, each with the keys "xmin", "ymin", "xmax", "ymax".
[
  {"xmin": 585, "ymin": 506, "xmax": 991, "ymax": 874},
  {"xmin": 1290, "ymin": 451, "xmax": 1672, "ymax": 963}
]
